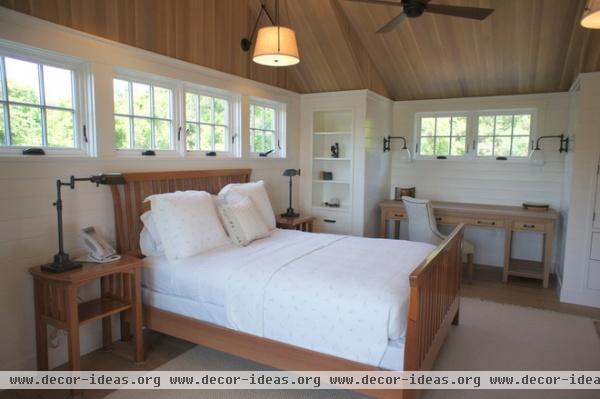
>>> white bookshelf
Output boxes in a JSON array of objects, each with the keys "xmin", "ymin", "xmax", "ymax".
[{"xmin": 311, "ymin": 110, "xmax": 353, "ymax": 212}]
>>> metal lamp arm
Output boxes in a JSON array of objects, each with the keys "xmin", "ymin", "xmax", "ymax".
[
  {"xmin": 241, "ymin": 0, "xmax": 276, "ymax": 51},
  {"xmin": 383, "ymin": 135, "xmax": 408, "ymax": 152},
  {"xmin": 534, "ymin": 134, "xmax": 569, "ymax": 153}
]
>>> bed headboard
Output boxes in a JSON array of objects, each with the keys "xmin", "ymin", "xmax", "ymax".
[{"xmin": 110, "ymin": 169, "xmax": 251, "ymax": 255}]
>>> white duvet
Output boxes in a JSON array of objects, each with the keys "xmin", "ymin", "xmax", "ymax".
[{"xmin": 224, "ymin": 230, "xmax": 435, "ymax": 366}]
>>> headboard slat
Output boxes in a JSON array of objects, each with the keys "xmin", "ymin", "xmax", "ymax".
[{"xmin": 110, "ymin": 169, "xmax": 251, "ymax": 255}]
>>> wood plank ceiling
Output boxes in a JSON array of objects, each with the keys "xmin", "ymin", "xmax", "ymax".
[{"xmin": 1, "ymin": 0, "xmax": 599, "ymax": 100}]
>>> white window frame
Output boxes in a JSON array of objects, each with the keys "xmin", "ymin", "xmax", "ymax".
[
  {"xmin": 183, "ymin": 84, "xmax": 240, "ymax": 158},
  {"xmin": 0, "ymin": 40, "xmax": 92, "ymax": 157},
  {"xmin": 112, "ymin": 69, "xmax": 179, "ymax": 157},
  {"xmin": 413, "ymin": 108, "xmax": 537, "ymax": 162},
  {"xmin": 414, "ymin": 111, "xmax": 470, "ymax": 160},
  {"xmin": 474, "ymin": 108, "xmax": 537, "ymax": 160},
  {"xmin": 249, "ymin": 97, "xmax": 286, "ymax": 158}
]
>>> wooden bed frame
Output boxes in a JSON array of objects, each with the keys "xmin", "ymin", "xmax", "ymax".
[{"xmin": 110, "ymin": 169, "xmax": 464, "ymax": 399}]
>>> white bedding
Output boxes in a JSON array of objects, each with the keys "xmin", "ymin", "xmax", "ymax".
[
  {"xmin": 142, "ymin": 287, "xmax": 406, "ymax": 370},
  {"xmin": 142, "ymin": 229, "xmax": 434, "ymax": 367}
]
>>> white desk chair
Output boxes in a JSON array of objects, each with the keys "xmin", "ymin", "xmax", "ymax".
[{"xmin": 402, "ymin": 196, "xmax": 475, "ymax": 283}]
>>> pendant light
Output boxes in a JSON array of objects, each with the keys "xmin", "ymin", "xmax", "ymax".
[
  {"xmin": 582, "ymin": 0, "xmax": 600, "ymax": 29},
  {"xmin": 241, "ymin": 0, "xmax": 300, "ymax": 67}
]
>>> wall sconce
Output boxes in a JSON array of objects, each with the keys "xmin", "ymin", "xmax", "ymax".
[
  {"xmin": 529, "ymin": 134, "xmax": 569, "ymax": 166},
  {"xmin": 383, "ymin": 135, "xmax": 412, "ymax": 162}
]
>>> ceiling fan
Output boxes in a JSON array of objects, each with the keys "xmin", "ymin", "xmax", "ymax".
[{"xmin": 345, "ymin": 0, "xmax": 494, "ymax": 33}]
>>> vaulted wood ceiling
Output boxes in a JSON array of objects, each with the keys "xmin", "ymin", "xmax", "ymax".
[{"xmin": 1, "ymin": 0, "xmax": 599, "ymax": 100}]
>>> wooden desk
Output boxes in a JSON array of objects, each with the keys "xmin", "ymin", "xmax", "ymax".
[
  {"xmin": 379, "ymin": 200, "xmax": 559, "ymax": 288},
  {"xmin": 30, "ymin": 255, "xmax": 144, "ymax": 371}
]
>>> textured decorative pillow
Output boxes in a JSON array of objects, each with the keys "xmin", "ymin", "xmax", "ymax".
[
  {"xmin": 219, "ymin": 180, "xmax": 276, "ymax": 230},
  {"xmin": 148, "ymin": 191, "xmax": 230, "ymax": 262},
  {"xmin": 217, "ymin": 196, "xmax": 270, "ymax": 246}
]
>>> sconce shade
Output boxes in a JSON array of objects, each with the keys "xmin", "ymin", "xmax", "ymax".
[
  {"xmin": 253, "ymin": 26, "xmax": 300, "ymax": 66},
  {"xmin": 282, "ymin": 168, "xmax": 300, "ymax": 177},
  {"xmin": 582, "ymin": 0, "xmax": 600, "ymax": 28},
  {"xmin": 398, "ymin": 148, "xmax": 412, "ymax": 163},
  {"xmin": 529, "ymin": 149, "xmax": 545, "ymax": 166}
]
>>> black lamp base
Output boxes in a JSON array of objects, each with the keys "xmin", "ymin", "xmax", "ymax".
[
  {"xmin": 41, "ymin": 253, "xmax": 82, "ymax": 273},
  {"xmin": 281, "ymin": 208, "xmax": 299, "ymax": 218}
]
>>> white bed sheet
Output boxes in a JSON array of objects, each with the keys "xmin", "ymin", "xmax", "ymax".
[{"xmin": 142, "ymin": 287, "xmax": 405, "ymax": 370}]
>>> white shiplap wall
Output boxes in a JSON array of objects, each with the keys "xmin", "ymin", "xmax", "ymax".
[
  {"xmin": 0, "ymin": 9, "xmax": 300, "ymax": 371},
  {"xmin": 390, "ymin": 93, "xmax": 570, "ymax": 268}
]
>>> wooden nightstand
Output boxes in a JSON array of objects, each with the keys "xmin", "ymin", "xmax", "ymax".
[
  {"xmin": 29, "ymin": 255, "xmax": 144, "ymax": 371},
  {"xmin": 276, "ymin": 215, "xmax": 315, "ymax": 232}
]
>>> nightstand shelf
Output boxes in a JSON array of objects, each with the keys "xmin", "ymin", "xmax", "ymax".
[{"xmin": 78, "ymin": 297, "xmax": 132, "ymax": 325}]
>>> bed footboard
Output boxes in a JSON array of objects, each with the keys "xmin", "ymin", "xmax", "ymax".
[{"xmin": 404, "ymin": 224, "xmax": 464, "ymax": 377}]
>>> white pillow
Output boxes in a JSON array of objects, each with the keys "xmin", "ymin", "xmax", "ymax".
[
  {"xmin": 149, "ymin": 191, "xmax": 230, "ymax": 262},
  {"xmin": 141, "ymin": 211, "xmax": 163, "ymax": 246},
  {"xmin": 219, "ymin": 181, "xmax": 276, "ymax": 230},
  {"xmin": 140, "ymin": 227, "xmax": 163, "ymax": 257},
  {"xmin": 217, "ymin": 196, "xmax": 270, "ymax": 246}
]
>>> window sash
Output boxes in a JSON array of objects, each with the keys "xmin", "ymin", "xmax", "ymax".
[
  {"xmin": 0, "ymin": 55, "xmax": 80, "ymax": 151},
  {"xmin": 113, "ymin": 78, "xmax": 174, "ymax": 151},
  {"xmin": 417, "ymin": 114, "xmax": 468, "ymax": 158},
  {"xmin": 184, "ymin": 91, "xmax": 232, "ymax": 153},
  {"xmin": 249, "ymin": 102, "xmax": 280, "ymax": 155},
  {"xmin": 475, "ymin": 113, "xmax": 533, "ymax": 158}
]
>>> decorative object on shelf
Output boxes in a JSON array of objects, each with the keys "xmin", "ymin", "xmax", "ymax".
[
  {"xmin": 325, "ymin": 198, "xmax": 341, "ymax": 208},
  {"xmin": 282, "ymin": 168, "xmax": 300, "ymax": 218},
  {"xmin": 529, "ymin": 133, "xmax": 569, "ymax": 166},
  {"xmin": 582, "ymin": 0, "xmax": 600, "ymax": 28},
  {"xmin": 522, "ymin": 203, "xmax": 550, "ymax": 212},
  {"xmin": 395, "ymin": 187, "xmax": 416, "ymax": 201},
  {"xmin": 42, "ymin": 173, "xmax": 125, "ymax": 273},
  {"xmin": 321, "ymin": 171, "xmax": 333, "ymax": 181},
  {"xmin": 330, "ymin": 142, "xmax": 339, "ymax": 158},
  {"xmin": 383, "ymin": 135, "xmax": 412, "ymax": 162},
  {"xmin": 241, "ymin": 0, "xmax": 300, "ymax": 67}
]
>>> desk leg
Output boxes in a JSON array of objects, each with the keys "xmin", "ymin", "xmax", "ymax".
[
  {"xmin": 542, "ymin": 223, "xmax": 554, "ymax": 289},
  {"xmin": 380, "ymin": 214, "xmax": 386, "ymax": 238},
  {"xmin": 502, "ymin": 221, "xmax": 513, "ymax": 283},
  {"xmin": 33, "ymin": 279, "xmax": 48, "ymax": 371},
  {"xmin": 65, "ymin": 285, "xmax": 80, "ymax": 371},
  {"xmin": 132, "ymin": 269, "xmax": 144, "ymax": 363}
]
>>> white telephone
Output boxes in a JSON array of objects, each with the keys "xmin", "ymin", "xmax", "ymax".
[{"xmin": 80, "ymin": 226, "xmax": 121, "ymax": 263}]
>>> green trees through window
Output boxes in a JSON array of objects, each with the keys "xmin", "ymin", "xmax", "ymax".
[
  {"xmin": 418, "ymin": 115, "xmax": 467, "ymax": 157},
  {"xmin": 477, "ymin": 114, "xmax": 531, "ymax": 157},
  {"xmin": 250, "ymin": 103, "xmax": 277, "ymax": 153},
  {"xmin": 0, "ymin": 57, "xmax": 76, "ymax": 148},
  {"xmin": 113, "ymin": 78, "xmax": 172, "ymax": 150},
  {"xmin": 185, "ymin": 92, "xmax": 229, "ymax": 152}
]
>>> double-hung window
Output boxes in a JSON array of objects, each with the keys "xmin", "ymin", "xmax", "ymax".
[
  {"xmin": 113, "ymin": 77, "xmax": 174, "ymax": 153},
  {"xmin": 0, "ymin": 46, "xmax": 88, "ymax": 155},
  {"xmin": 476, "ymin": 111, "xmax": 533, "ymax": 158},
  {"xmin": 185, "ymin": 90, "xmax": 236, "ymax": 155},
  {"xmin": 250, "ymin": 99, "xmax": 285, "ymax": 157},
  {"xmin": 416, "ymin": 114, "xmax": 468, "ymax": 158}
]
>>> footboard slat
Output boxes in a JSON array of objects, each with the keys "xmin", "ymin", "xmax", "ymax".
[{"xmin": 404, "ymin": 224, "xmax": 463, "ymax": 377}]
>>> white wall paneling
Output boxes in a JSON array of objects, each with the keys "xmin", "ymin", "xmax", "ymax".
[{"xmin": 0, "ymin": 9, "xmax": 300, "ymax": 371}]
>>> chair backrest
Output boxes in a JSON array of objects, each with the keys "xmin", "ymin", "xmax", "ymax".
[{"xmin": 402, "ymin": 196, "xmax": 445, "ymax": 245}]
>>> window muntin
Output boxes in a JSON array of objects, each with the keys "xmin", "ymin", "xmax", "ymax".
[
  {"xmin": 250, "ymin": 103, "xmax": 278, "ymax": 154},
  {"xmin": 113, "ymin": 78, "xmax": 173, "ymax": 150},
  {"xmin": 0, "ymin": 56, "xmax": 77, "ymax": 149},
  {"xmin": 185, "ymin": 92, "xmax": 230, "ymax": 152},
  {"xmin": 417, "ymin": 115, "xmax": 467, "ymax": 157},
  {"xmin": 476, "ymin": 112, "xmax": 532, "ymax": 158}
]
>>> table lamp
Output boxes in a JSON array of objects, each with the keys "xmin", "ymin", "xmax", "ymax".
[
  {"xmin": 281, "ymin": 168, "xmax": 300, "ymax": 218},
  {"xmin": 42, "ymin": 173, "xmax": 126, "ymax": 273}
]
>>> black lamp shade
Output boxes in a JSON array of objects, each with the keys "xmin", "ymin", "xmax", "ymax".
[{"xmin": 282, "ymin": 168, "xmax": 300, "ymax": 177}]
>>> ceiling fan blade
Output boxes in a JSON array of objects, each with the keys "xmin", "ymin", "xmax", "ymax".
[
  {"xmin": 426, "ymin": 4, "xmax": 494, "ymax": 20},
  {"xmin": 344, "ymin": 0, "xmax": 403, "ymax": 7},
  {"xmin": 376, "ymin": 12, "xmax": 406, "ymax": 33}
]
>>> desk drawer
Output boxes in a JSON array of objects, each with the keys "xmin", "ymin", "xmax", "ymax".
[
  {"xmin": 514, "ymin": 221, "xmax": 545, "ymax": 232},
  {"xmin": 434, "ymin": 215, "xmax": 504, "ymax": 228},
  {"xmin": 384, "ymin": 208, "xmax": 406, "ymax": 220}
]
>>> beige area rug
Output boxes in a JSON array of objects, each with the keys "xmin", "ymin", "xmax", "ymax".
[{"xmin": 106, "ymin": 298, "xmax": 600, "ymax": 399}]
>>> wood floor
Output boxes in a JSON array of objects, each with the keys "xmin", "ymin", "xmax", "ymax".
[{"xmin": 3, "ymin": 264, "xmax": 599, "ymax": 399}]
